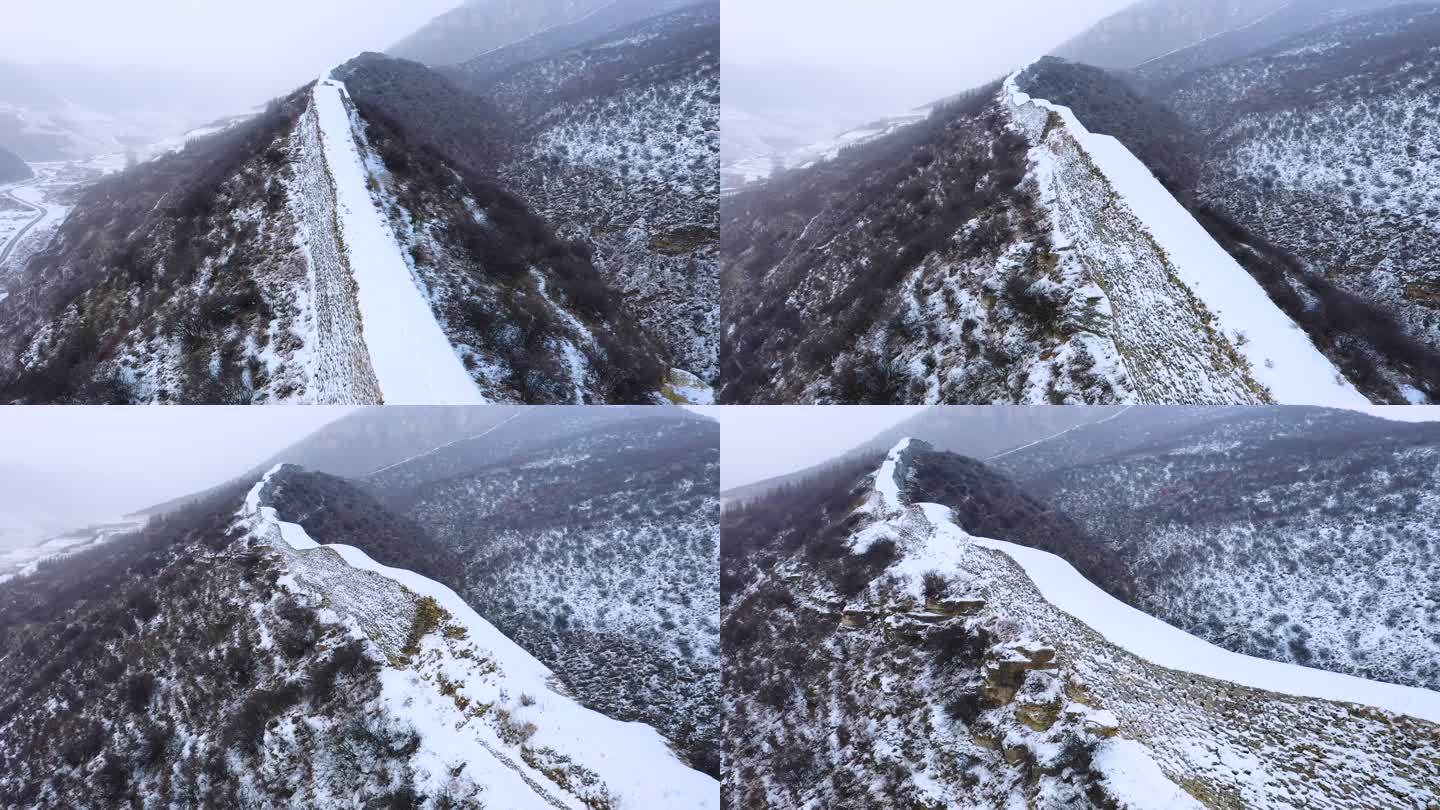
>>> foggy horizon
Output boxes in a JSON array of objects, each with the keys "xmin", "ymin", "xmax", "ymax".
[
  {"xmin": 0, "ymin": 408, "xmax": 352, "ymax": 532},
  {"xmin": 715, "ymin": 405, "xmax": 1440, "ymax": 493},
  {"xmin": 2, "ymin": 0, "xmax": 464, "ymax": 113},
  {"xmin": 722, "ymin": 0, "xmax": 1137, "ymax": 110},
  {"xmin": 713, "ymin": 406, "xmax": 921, "ymax": 491}
]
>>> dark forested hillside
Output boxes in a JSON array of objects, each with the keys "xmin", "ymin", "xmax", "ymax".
[
  {"xmin": 0, "ymin": 92, "xmax": 309, "ymax": 405},
  {"xmin": 359, "ymin": 408, "xmax": 722, "ymax": 775},
  {"xmin": 905, "ymin": 446, "xmax": 1136, "ymax": 604},
  {"xmin": 1144, "ymin": 4, "xmax": 1440, "ymax": 405},
  {"xmin": 263, "ymin": 467, "xmax": 464, "ymax": 587},
  {"xmin": 720, "ymin": 84, "xmax": 1102, "ymax": 404},
  {"xmin": 992, "ymin": 406, "xmax": 1440, "ymax": 690},
  {"xmin": 447, "ymin": 1, "xmax": 721, "ymax": 385},
  {"xmin": 0, "ymin": 482, "xmax": 412, "ymax": 807}
]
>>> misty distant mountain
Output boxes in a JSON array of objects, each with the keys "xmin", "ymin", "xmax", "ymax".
[
  {"xmin": 0, "ymin": 0, "xmax": 717, "ymax": 404},
  {"xmin": 1052, "ymin": 0, "xmax": 1293, "ymax": 68},
  {"xmin": 0, "ymin": 60, "xmax": 257, "ymax": 162},
  {"xmin": 722, "ymin": 406, "xmax": 1121, "ymax": 504},
  {"xmin": 390, "ymin": 0, "xmax": 609, "ymax": 66},
  {"xmin": 0, "ymin": 147, "xmax": 29, "ymax": 184},
  {"xmin": 389, "ymin": 0, "xmax": 697, "ymax": 68},
  {"xmin": 720, "ymin": 61, "xmax": 929, "ymax": 192}
]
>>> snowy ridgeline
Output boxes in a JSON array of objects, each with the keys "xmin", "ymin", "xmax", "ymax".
[
  {"xmin": 242, "ymin": 465, "xmax": 718, "ymax": 809},
  {"xmin": 310, "ymin": 77, "xmax": 484, "ymax": 405},
  {"xmin": 1004, "ymin": 71, "xmax": 1368, "ymax": 407},
  {"xmin": 847, "ymin": 440, "xmax": 1439, "ymax": 807},
  {"xmin": 864, "ymin": 437, "xmax": 1440, "ymax": 723}
]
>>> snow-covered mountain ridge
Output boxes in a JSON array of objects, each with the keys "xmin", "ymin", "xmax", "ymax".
[
  {"xmin": 722, "ymin": 438, "xmax": 1440, "ymax": 808},
  {"xmin": 245, "ymin": 464, "xmax": 718, "ymax": 808},
  {"xmin": 0, "ymin": 455, "xmax": 718, "ymax": 807},
  {"xmin": 1005, "ymin": 71, "xmax": 1366, "ymax": 407},
  {"xmin": 0, "ymin": 51, "xmax": 691, "ymax": 404},
  {"xmin": 720, "ymin": 65, "xmax": 1370, "ymax": 403}
]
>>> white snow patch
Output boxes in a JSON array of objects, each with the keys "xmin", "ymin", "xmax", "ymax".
[
  {"xmin": 1092, "ymin": 738, "xmax": 1206, "ymax": 809},
  {"xmin": 311, "ymin": 78, "xmax": 483, "ymax": 404},
  {"xmin": 869, "ymin": 438, "xmax": 913, "ymax": 516}
]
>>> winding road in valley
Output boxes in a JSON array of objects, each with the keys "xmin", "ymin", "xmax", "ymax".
[{"xmin": 0, "ymin": 186, "xmax": 45, "ymax": 269}]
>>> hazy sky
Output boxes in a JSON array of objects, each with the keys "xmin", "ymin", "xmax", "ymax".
[
  {"xmin": 0, "ymin": 407, "xmax": 351, "ymax": 525},
  {"xmin": 4, "ymin": 0, "xmax": 461, "ymax": 105},
  {"xmin": 714, "ymin": 405, "xmax": 1440, "ymax": 492},
  {"xmin": 723, "ymin": 0, "xmax": 1134, "ymax": 103},
  {"xmin": 713, "ymin": 406, "xmax": 921, "ymax": 490}
]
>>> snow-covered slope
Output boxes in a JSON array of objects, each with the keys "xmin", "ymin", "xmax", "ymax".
[
  {"xmin": 1052, "ymin": 0, "xmax": 1294, "ymax": 69},
  {"xmin": 969, "ymin": 521, "xmax": 1440, "ymax": 723},
  {"xmin": 310, "ymin": 77, "xmax": 482, "ymax": 404},
  {"xmin": 720, "ymin": 65, "xmax": 1371, "ymax": 404},
  {"xmin": 721, "ymin": 108, "xmax": 928, "ymax": 195},
  {"xmin": 361, "ymin": 407, "xmax": 722, "ymax": 774},
  {"xmin": 1005, "ymin": 72, "xmax": 1366, "ymax": 407},
  {"xmin": 1147, "ymin": 4, "xmax": 1440, "ymax": 390},
  {"xmin": 244, "ymin": 465, "xmax": 717, "ymax": 808},
  {"xmin": 454, "ymin": 0, "xmax": 721, "ymax": 387},
  {"xmin": 990, "ymin": 405, "xmax": 1440, "ymax": 692},
  {"xmin": 722, "ymin": 438, "xmax": 1440, "ymax": 808},
  {"xmin": 0, "ymin": 55, "xmax": 680, "ymax": 404}
]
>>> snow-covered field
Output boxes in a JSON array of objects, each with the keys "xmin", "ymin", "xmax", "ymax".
[
  {"xmin": 721, "ymin": 108, "xmax": 928, "ymax": 194},
  {"xmin": 311, "ymin": 77, "xmax": 484, "ymax": 405},
  {"xmin": 0, "ymin": 158, "xmax": 118, "ymax": 274},
  {"xmin": 1006, "ymin": 71, "xmax": 1370, "ymax": 407}
]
